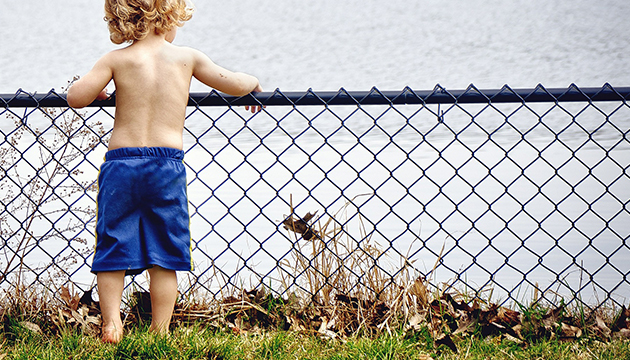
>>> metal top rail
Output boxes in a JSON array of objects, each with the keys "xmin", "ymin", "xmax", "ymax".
[{"xmin": 2, "ymin": 84, "xmax": 629, "ymax": 108}]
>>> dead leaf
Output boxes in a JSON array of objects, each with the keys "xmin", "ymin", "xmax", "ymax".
[
  {"xmin": 541, "ymin": 306, "xmax": 565, "ymax": 332},
  {"xmin": 19, "ymin": 321, "xmax": 42, "ymax": 334},
  {"xmin": 453, "ymin": 312, "xmax": 476, "ymax": 336},
  {"xmin": 79, "ymin": 287, "xmax": 98, "ymax": 307},
  {"xmin": 410, "ymin": 278, "xmax": 429, "ymax": 307},
  {"xmin": 441, "ymin": 293, "xmax": 472, "ymax": 312},
  {"xmin": 228, "ymin": 323, "xmax": 241, "ymax": 335},
  {"xmin": 560, "ymin": 322, "xmax": 582, "ymax": 339},
  {"xmin": 497, "ymin": 307, "xmax": 520, "ymax": 327},
  {"xmin": 318, "ymin": 317, "xmax": 337, "ymax": 339},
  {"xmin": 512, "ymin": 324, "xmax": 523, "ymax": 339},
  {"xmin": 60, "ymin": 286, "xmax": 81, "ymax": 311},
  {"xmin": 435, "ymin": 333, "xmax": 458, "ymax": 353},
  {"xmin": 407, "ymin": 313, "xmax": 426, "ymax": 331},
  {"xmin": 614, "ymin": 328, "xmax": 630, "ymax": 340},
  {"xmin": 60, "ymin": 286, "xmax": 71, "ymax": 303},
  {"xmin": 612, "ymin": 305, "xmax": 630, "ymax": 331},
  {"xmin": 595, "ymin": 315, "xmax": 612, "ymax": 338},
  {"xmin": 282, "ymin": 212, "xmax": 320, "ymax": 240},
  {"xmin": 502, "ymin": 333, "xmax": 524, "ymax": 344},
  {"xmin": 302, "ymin": 211, "xmax": 318, "ymax": 223}
]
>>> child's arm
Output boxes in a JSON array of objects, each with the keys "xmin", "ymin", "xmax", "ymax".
[
  {"xmin": 67, "ymin": 54, "xmax": 114, "ymax": 108},
  {"xmin": 191, "ymin": 48, "xmax": 261, "ymax": 97}
]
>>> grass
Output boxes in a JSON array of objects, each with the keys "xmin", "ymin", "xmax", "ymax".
[{"xmin": 0, "ymin": 323, "xmax": 629, "ymax": 360}]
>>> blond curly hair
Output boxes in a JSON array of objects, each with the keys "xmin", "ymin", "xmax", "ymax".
[{"xmin": 104, "ymin": 0, "xmax": 194, "ymax": 44}]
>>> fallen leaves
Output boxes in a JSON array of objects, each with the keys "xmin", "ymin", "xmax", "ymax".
[
  {"xmin": 398, "ymin": 290, "xmax": 630, "ymax": 349},
  {"xmin": 277, "ymin": 209, "xmax": 630, "ymax": 351},
  {"xmin": 2, "ymin": 279, "xmax": 630, "ymax": 355},
  {"xmin": 169, "ymin": 281, "xmax": 629, "ymax": 355},
  {"xmin": 51, "ymin": 286, "xmax": 101, "ymax": 337}
]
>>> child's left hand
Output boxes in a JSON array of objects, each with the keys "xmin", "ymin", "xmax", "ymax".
[
  {"xmin": 245, "ymin": 84, "xmax": 265, "ymax": 113},
  {"xmin": 96, "ymin": 89, "xmax": 109, "ymax": 101}
]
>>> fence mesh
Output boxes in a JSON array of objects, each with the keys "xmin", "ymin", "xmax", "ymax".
[{"xmin": 1, "ymin": 85, "xmax": 629, "ymax": 310}]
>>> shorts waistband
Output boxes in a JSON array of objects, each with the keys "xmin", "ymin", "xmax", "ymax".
[{"xmin": 105, "ymin": 147, "xmax": 185, "ymax": 161}]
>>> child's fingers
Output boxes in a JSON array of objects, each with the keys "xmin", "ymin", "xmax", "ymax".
[
  {"xmin": 96, "ymin": 89, "xmax": 109, "ymax": 100},
  {"xmin": 244, "ymin": 105, "xmax": 265, "ymax": 113}
]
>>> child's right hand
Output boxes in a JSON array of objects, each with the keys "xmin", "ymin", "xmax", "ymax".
[{"xmin": 67, "ymin": 54, "xmax": 114, "ymax": 108}]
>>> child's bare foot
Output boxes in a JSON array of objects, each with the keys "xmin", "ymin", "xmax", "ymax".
[
  {"xmin": 101, "ymin": 321, "xmax": 124, "ymax": 344},
  {"xmin": 149, "ymin": 321, "xmax": 170, "ymax": 336}
]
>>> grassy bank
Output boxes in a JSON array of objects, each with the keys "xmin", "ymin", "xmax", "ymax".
[
  {"xmin": 0, "ymin": 283, "xmax": 626, "ymax": 360},
  {"xmin": 1, "ymin": 283, "xmax": 628, "ymax": 360},
  {"xmin": 2, "ymin": 323, "xmax": 629, "ymax": 360}
]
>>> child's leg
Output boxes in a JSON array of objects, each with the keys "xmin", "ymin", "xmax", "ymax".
[
  {"xmin": 147, "ymin": 266, "xmax": 178, "ymax": 334},
  {"xmin": 97, "ymin": 270, "xmax": 126, "ymax": 343}
]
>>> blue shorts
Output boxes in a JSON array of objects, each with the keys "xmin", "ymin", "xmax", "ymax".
[{"xmin": 92, "ymin": 147, "xmax": 193, "ymax": 275}]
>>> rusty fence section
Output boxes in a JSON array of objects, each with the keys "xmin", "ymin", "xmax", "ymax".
[{"xmin": 1, "ymin": 84, "xmax": 629, "ymax": 310}]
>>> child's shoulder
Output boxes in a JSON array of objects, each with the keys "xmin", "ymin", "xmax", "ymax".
[
  {"xmin": 163, "ymin": 44, "xmax": 214, "ymax": 67},
  {"xmin": 167, "ymin": 43, "xmax": 204, "ymax": 57},
  {"xmin": 95, "ymin": 46, "xmax": 132, "ymax": 66}
]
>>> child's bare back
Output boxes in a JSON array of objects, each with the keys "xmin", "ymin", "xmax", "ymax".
[
  {"xmin": 97, "ymin": 32, "xmax": 195, "ymax": 150},
  {"xmin": 68, "ymin": 27, "xmax": 261, "ymax": 150}
]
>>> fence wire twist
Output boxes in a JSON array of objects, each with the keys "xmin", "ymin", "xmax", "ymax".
[{"xmin": 1, "ymin": 84, "xmax": 629, "ymax": 311}]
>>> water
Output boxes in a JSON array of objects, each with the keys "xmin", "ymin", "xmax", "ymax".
[
  {"xmin": 2, "ymin": 0, "xmax": 630, "ymax": 92},
  {"xmin": 2, "ymin": 0, "xmax": 630, "ymax": 303}
]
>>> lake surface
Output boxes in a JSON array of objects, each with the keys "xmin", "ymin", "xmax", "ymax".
[
  {"xmin": 1, "ymin": 0, "xmax": 629, "ymax": 304},
  {"xmin": 2, "ymin": 0, "xmax": 630, "ymax": 93}
]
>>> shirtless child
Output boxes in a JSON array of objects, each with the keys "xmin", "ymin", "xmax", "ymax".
[{"xmin": 67, "ymin": 0, "xmax": 263, "ymax": 343}]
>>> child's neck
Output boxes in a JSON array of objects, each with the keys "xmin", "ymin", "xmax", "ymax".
[{"xmin": 133, "ymin": 30, "xmax": 169, "ymax": 46}]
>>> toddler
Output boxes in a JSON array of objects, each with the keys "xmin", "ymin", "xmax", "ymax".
[{"xmin": 68, "ymin": 0, "xmax": 263, "ymax": 343}]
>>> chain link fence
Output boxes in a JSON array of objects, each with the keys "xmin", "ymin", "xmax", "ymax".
[{"xmin": 1, "ymin": 84, "xmax": 629, "ymax": 310}]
